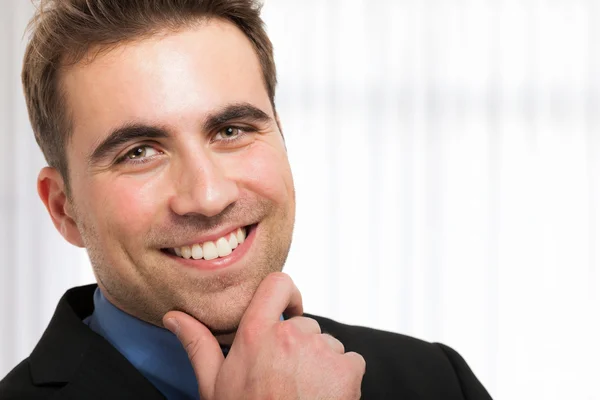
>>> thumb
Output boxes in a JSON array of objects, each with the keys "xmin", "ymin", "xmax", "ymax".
[{"xmin": 163, "ymin": 311, "xmax": 224, "ymax": 399}]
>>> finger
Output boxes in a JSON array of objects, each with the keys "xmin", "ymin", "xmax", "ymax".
[
  {"xmin": 285, "ymin": 316, "xmax": 321, "ymax": 335},
  {"xmin": 321, "ymin": 334, "xmax": 345, "ymax": 354},
  {"xmin": 239, "ymin": 272, "xmax": 303, "ymax": 331},
  {"xmin": 163, "ymin": 311, "xmax": 224, "ymax": 400},
  {"xmin": 343, "ymin": 351, "xmax": 367, "ymax": 376}
]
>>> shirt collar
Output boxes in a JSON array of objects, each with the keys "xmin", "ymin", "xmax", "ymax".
[{"xmin": 85, "ymin": 288, "xmax": 200, "ymax": 400}]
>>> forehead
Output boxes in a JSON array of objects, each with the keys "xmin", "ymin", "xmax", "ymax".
[{"xmin": 60, "ymin": 19, "xmax": 271, "ymax": 154}]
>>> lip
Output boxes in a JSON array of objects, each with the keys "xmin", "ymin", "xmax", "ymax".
[{"xmin": 162, "ymin": 224, "xmax": 258, "ymax": 271}]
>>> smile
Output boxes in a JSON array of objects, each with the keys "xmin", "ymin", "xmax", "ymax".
[{"xmin": 164, "ymin": 225, "xmax": 253, "ymax": 261}]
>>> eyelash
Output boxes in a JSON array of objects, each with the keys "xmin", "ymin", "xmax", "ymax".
[
  {"xmin": 211, "ymin": 125, "xmax": 251, "ymax": 144},
  {"xmin": 115, "ymin": 126, "xmax": 252, "ymax": 165},
  {"xmin": 115, "ymin": 145, "xmax": 160, "ymax": 166}
]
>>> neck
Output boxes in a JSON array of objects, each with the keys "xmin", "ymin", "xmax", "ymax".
[
  {"xmin": 98, "ymin": 285, "xmax": 239, "ymax": 347},
  {"xmin": 216, "ymin": 331, "xmax": 236, "ymax": 346}
]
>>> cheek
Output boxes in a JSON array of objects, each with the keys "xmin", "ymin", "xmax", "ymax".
[
  {"xmin": 87, "ymin": 174, "xmax": 166, "ymax": 237},
  {"xmin": 229, "ymin": 143, "xmax": 293, "ymax": 202}
]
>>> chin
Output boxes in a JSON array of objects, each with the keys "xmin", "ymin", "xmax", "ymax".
[{"xmin": 183, "ymin": 283, "xmax": 255, "ymax": 334}]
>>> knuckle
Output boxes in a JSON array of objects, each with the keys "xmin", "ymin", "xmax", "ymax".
[
  {"xmin": 239, "ymin": 321, "xmax": 263, "ymax": 346},
  {"xmin": 310, "ymin": 332, "xmax": 328, "ymax": 351},
  {"xmin": 275, "ymin": 319, "xmax": 299, "ymax": 337},
  {"xmin": 359, "ymin": 355, "xmax": 367, "ymax": 371},
  {"xmin": 291, "ymin": 316, "xmax": 321, "ymax": 333},
  {"xmin": 350, "ymin": 351, "xmax": 367, "ymax": 373},
  {"xmin": 308, "ymin": 318, "xmax": 322, "ymax": 333},
  {"xmin": 328, "ymin": 335, "xmax": 345, "ymax": 352},
  {"xmin": 274, "ymin": 321, "xmax": 300, "ymax": 349},
  {"xmin": 342, "ymin": 351, "xmax": 366, "ymax": 373}
]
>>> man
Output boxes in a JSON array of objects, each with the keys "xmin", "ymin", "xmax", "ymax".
[{"xmin": 0, "ymin": 1, "xmax": 492, "ymax": 399}]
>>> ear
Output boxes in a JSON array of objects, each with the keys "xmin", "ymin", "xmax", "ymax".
[{"xmin": 37, "ymin": 167, "xmax": 85, "ymax": 248}]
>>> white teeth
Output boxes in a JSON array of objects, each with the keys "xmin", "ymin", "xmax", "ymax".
[
  {"xmin": 181, "ymin": 246, "xmax": 192, "ymax": 259},
  {"xmin": 236, "ymin": 227, "xmax": 246, "ymax": 244},
  {"xmin": 171, "ymin": 226, "xmax": 249, "ymax": 260},
  {"xmin": 216, "ymin": 237, "xmax": 232, "ymax": 257},
  {"xmin": 228, "ymin": 233, "xmax": 238, "ymax": 249},
  {"xmin": 191, "ymin": 243, "xmax": 203, "ymax": 260},
  {"xmin": 202, "ymin": 241, "xmax": 219, "ymax": 260}
]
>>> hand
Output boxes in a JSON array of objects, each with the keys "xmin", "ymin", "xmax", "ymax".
[{"xmin": 163, "ymin": 272, "xmax": 366, "ymax": 400}]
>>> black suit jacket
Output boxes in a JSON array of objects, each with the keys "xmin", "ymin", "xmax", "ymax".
[{"xmin": 0, "ymin": 285, "xmax": 493, "ymax": 399}]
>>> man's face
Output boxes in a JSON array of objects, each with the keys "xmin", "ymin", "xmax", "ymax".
[{"xmin": 58, "ymin": 20, "xmax": 295, "ymax": 333}]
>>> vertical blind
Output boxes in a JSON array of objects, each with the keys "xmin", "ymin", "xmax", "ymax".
[{"xmin": 2, "ymin": 1, "xmax": 600, "ymax": 398}]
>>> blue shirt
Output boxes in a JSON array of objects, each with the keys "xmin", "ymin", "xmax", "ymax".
[{"xmin": 84, "ymin": 288, "xmax": 200, "ymax": 400}]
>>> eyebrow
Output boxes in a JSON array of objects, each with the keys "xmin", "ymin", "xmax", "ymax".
[
  {"xmin": 202, "ymin": 103, "xmax": 272, "ymax": 133},
  {"xmin": 88, "ymin": 124, "xmax": 169, "ymax": 165},
  {"xmin": 87, "ymin": 103, "xmax": 273, "ymax": 165}
]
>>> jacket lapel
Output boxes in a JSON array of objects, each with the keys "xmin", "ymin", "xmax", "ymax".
[
  {"xmin": 49, "ymin": 340, "xmax": 166, "ymax": 400},
  {"xmin": 29, "ymin": 285, "xmax": 165, "ymax": 399}
]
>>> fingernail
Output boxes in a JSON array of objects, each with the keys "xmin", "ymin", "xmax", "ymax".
[{"xmin": 164, "ymin": 318, "xmax": 180, "ymax": 337}]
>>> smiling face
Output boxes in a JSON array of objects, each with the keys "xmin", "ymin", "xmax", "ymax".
[{"xmin": 42, "ymin": 20, "xmax": 295, "ymax": 334}]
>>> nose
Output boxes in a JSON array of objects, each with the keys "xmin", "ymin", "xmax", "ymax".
[{"xmin": 169, "ymin": 151, "xmax": 239, "ymax": 218}]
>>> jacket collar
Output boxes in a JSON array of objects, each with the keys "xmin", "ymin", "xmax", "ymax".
[{"xmin": 28, "ymin": 284, "xmax": 165, "ymax": 399}]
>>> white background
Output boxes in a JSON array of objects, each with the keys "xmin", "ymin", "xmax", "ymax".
[{"xmin": 2, "ymin": 1, "xmax": 600, "ymax": 398}]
